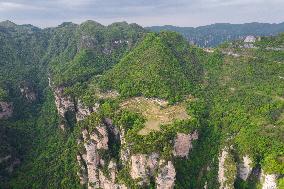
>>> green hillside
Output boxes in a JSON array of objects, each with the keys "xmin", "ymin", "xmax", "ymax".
[
  {"xmin": 100, "ymin": 32, "xmax": 203, "ymax": 102},
  {"xmin": 0, "ymin": 20, "xmax": 283, "ymax": 189}
]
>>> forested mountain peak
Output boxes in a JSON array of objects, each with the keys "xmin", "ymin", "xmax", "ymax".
[{"xmin": 100, "ymin": 31, "xmax": 203, "ymax": 102}]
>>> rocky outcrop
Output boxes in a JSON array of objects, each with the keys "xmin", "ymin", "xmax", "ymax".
[
  {"xmin": 20, "ymin": 83, "xmax": 37, "ymax": 102},
  {"xmin": 218, "ymin": 149, "xmax": 229, "ymax": 189},
  {"xmin": 156, "ymin": 161, "xmax": 176, "ymax": 189},
  {"xmin": 129, "ymin": 153, "xmax": 160, "ymax": 185},
  {"xmin": 76, "ymin": 100, "xmax": 99, "ymax": 121},
  {"xmin": 218, "ymin": 148, "xmax": 236, "ymax": 189},
  {"xmin": 130, "ymin": 154, "xmax": 148, "ymax": 183},
  {"xmin": 173, "ymin": 131, "xmax": 198, "ymax": 158},
  {"xmin": 78, "ymin": 123, "xmax": 121, "ymax": 189},
  {"xmin": 78, "ymin": 118, "xmax": 178, "ymax": 189},
  {"xmin": 244, "ymin": 36, "xmax": 257, "ymax": 43},
  {"xmin": 53, "ymin": 86, "xmax": 75, "ymax": 118},
  {"xmin": 243, "ymin": 36, "xmax": 260, "ymax": 48},
  {"xmin": 77, "ymin": 154, "xmax": 88, "ymax": 185},
  {"xmin": 237, "ymin": 155, "xmax": 253, "ymax": 181},
  {"xmin": 261, "ymin": 172, "xmax": 278, "ymax": 189},
  {"xmin": 85, "ymin": 140, "xmax": 100, "ymax": 188},
  {"xmin": 129, "ymin": 153, "xmax": 176, "ymax": 187},
  {"xmin": 0, "ymin": 101, "xmax": 13, "ymax": 119},
  {"xmin": 98, "ymin": 161, "xmax": 128, "ymax": 189},
  {"xmin": 52, "ymin": 84, "xmax": 99, "ymax": 130}
]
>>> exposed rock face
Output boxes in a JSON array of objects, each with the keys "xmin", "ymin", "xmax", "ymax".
[
  {"xmin": 90, "ymin": 125, "xmax": 109, "ymax": 150},
  {"xmin": 156, "ymin": 161, "xmax": 176, "ymax": 189},
  {"xmin": 218, "ymin": 149, "xmax": 228, "ymax": 189},
  {"xmin": 53, "ymin": 86, "xmax": 75, "ymax": 118},
  {"xmin": 20, "ymin": 84, "xmax": 37, "ymax": 102},
  {"xmin": 76, "ymin": 100, "xmax": 100, "ymax": 121},
  {"xmin": 237, "ymin": 155, "xmax": 253, "ymax": 181},
  {"xmin": 130, "ymin": 154, "xmax": 148, "ymax": 184},
  {"xmin": 261, "ymin": 172, "xmax": 278, "ymax": 189},
  {"xmin": 244, "ymin": 36, "xmax": 259, "ymax": 48},
  {"xmin": 0, "ymin": 101, "xmax": 13, "ymax": 119},
  {"xmin": 98, "ymin": 161, "xmax": 128, "ymax": 189},
  {"xmin": 77, "ymin": 154, "xmax": 88, "ymax": 185},
  {"xmin": 78, "ymin": 122, "xmax": 124, "ymax": 189},
  {"xmin": 129, "ymin": 153, "xmax": 159, "ymax": 185},
  {"xmin": 129, "ymin": 153, "xmax": 176, "ymax": 187},
  {"xmin": 85, "ymin": 140, "xmax": 100, "ymax": 188},
  {"xmin": 79, "ymin": 35, "xmax": 98, "ymax": 50},
  {"xmin": 244, "ymin": 36, "xmax": 257, "ymax": 43},
  {"xmin": 173, "ymin": 131, "xmax": 198, "ymax": 157},
  {"xmin": 218, "ymin": 148, "xmax": 236, "ymax": 189},
  {"xmin": 76, "ymin": 116, "xmax": 185, "ymax": 189},
  {"xmin": 51, "ymin": 81, "xmax": 99, "ymax": 130},
  {"xmin": 119, "ymin": 127, "xmax": 131, "ymax": 165}
]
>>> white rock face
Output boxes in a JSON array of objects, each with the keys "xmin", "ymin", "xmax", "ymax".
[
  {"xmin": 173, "ymin": 131, "xmax": 198, "ymax": 157},
  {"xmin": 0, "ymin": 101, "xmax": 13, "ymax": 119},
  {"xmin": 130, "ymin": 154, "xmax": 148, "ymax": 183},
  {"xmin": 76, "ymin": 100, "xmax": 92, "ymax": 121},
  {"xmin": 156, "ymin": 161, "xmax": 176, "ymax": 189},
  {"xmin": 76, "ymin": 100, "xmax": 100, "ymax": 121},
  {"xmin": 20, "ymin": 85, "xmax": 37, "ymax": 102},
  {"xmin": 129, "ymin": 153, "xmax": 161, "ymax": 185},
  {"xmin": 77, "ymin": 155, "xmax": 88, "ymax": 185},
  {"xmin": 78, "ymin": 124, "xmax": 127, "ymax": 189},
  {"xmin": 261, "ymin": 172, "xmax": 278, "ymax": 189},
  {"xmin": 79, "ymin": 127, "xmax": 109, "ymax": 189},
  {"xmin": 244, "ymin": 36, "xmax": 257, "ymax": 43},
  {"xmin": 237, "ymin": 155, "xmax": 253, "ymax": 181},
  {"xmin": 98, "ymin": 161, "xmax": 127, "ymax": 189},
  {"xmin": 147, "ymin": 153, "xmax": 160, "ymax": 175},
  {"xmin": 218, "ymin": 149, "xmax": 228, "ymax": 189},
  {"xmin": 90, "ymin": 125, "xmax": 109, "ymax": 150},
  {"xmin": 85, "ymin": 141, "xmax": 100, "ymax": 189},
  {"xmin": 53, "ymin": 87, "xmax": 75, "ymax": 117}
]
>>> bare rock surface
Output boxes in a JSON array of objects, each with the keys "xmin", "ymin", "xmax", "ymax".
[
  {"xmin": 173, "ymin": 131, "xmax": 198, "ymax": 157},
  {"xmin": 156, "ymin": 161, "xmax": 176, "ymax": 189},
  {"xmin": 261, "ymin": 172, "xmax": 278, "ymax": 189},
  {"xmin": 53, "ymin": 86, "xmax": 75, "ymax": 117},
  {"xmin": 218, "ymin": 149, "xmax": 229, "ymax": 189},
  {"xmin": 130, "ymin": 154, "xmax": 148, "ymax": 183},
  {"xmin": 237, "ymin": 155, "xmax": 253, "ymax": 181}
]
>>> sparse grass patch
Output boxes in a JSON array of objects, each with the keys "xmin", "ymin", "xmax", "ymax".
[{"xmin": 120, "ymin": 97, "xmax": 190, "ymax": 135}]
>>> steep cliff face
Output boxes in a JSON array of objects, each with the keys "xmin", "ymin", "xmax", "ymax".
[
  {"xmin": 173, "ymin": 131, "xmax": 198, "ymax": 157},
  {"xmin": 217, "ymin": 147, "xmax": 282, "ymax": 189},
  {"xmin": 218, "ymin": 148, "xmax": 237, "ymax": 189},
  {"xmin": 74, "ymin": 115, "xmax": 201, "ymax": 189},
  {"xmin": 77, "ymin": 122, "xmax": 126, "ymax": 189},
  {"xmin": 237, "ymin": 155, "xmax": 253, "ymax": 181},
  {"xmin": 261, "ymin": 172, "xmax": 279, "ymax": 189},
  {"xmin": 53, "ymin": 86, "xmax": 75, "ymax": 118},
  {"xmin": 76, "ymin": 100, "xmax": 99, "ymax": 121},
  {"xmin": 51, "ymin": 84, "xmax": 100, "ymax": 130},
  {"xmin": 156, "ymin": 161, "xmax": 176, "ymax": 189}
]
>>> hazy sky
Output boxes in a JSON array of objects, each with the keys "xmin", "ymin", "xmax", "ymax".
[{"xmin": 0, "ymin": 0, "xmax": 283, "ymax": 28}]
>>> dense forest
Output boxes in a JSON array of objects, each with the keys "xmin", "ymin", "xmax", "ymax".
[{"xmin": 0, "ymin": 20, "xmax": 283, "ymax": 189}]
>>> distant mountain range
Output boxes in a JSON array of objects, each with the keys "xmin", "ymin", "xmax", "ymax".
[{"xmin": 146, "ymin": 22, "xmax": 284, "ymax": 47}]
